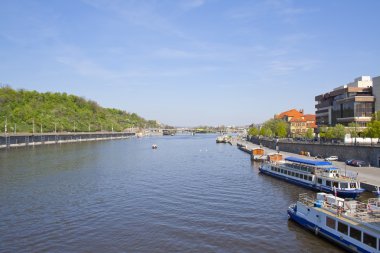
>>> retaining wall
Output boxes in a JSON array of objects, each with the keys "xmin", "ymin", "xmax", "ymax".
[{"xmin": 0, "ymin": 132, "xmax": 135, "ymax": 149}]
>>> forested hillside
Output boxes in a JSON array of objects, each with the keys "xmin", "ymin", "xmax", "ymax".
[{"xmin": 0, "ymin": 86, "xmax": 159, "ymax": 133}]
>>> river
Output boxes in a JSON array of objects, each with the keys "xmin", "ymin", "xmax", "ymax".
[{"xmin": 0, "ymin": 134, "xmax": 343, "ymax": 252}]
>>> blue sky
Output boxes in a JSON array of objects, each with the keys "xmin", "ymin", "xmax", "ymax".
[{"xmin": 1, "ymin": 0, "xmax": 379, "ymax": 126}]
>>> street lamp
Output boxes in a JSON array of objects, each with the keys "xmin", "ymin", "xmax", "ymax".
[{"xmin": 4, "ymin": 116, "xmax": 7, "ymax": 136}]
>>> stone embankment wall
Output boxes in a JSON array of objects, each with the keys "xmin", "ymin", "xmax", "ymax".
[
  {"xmin": 0, "ymin": 132, "xmax": 135, "ymax": 149},
  {"xmin": 250, "ymin": 137, "xmax": 380, "ymax": 167}
]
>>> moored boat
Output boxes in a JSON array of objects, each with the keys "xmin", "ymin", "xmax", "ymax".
[
  {"xmin": 288, "ymin": 193, "xmax": 380, "ymax": 253},
  {"xmin": 259, "ymin": 156, "xmax": 365, "ymax": 199},
  {"xmin": 152, "ymin": 144, "xmax": 158, "ymax": 149},
  {"xmin": 251, "ymin": 148, "xmax": 265, "ymax": 161}
]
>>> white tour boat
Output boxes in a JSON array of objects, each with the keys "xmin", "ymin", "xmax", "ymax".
[
  {"xmin": 288, "ymin": 193, "xmax": 380, "ymax": 253},
  {"xmin": 259, "ymin": 156, "xmax": 364, "ymax": 199}
]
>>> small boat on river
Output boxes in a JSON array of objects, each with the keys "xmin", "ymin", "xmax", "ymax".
[
  {"xmin": 251, "ymin": 148, "xmax": 265, "ymax": 161},
  {"xmin": 152, "ymin": 144, "xmax": 158, "ymax": 149},
  {"xmin": 288, "ymin": 193, "xmax": 380, "ymax": 252},
  {"xmin": 259, "ymin": 156, "xmax": 365, "ymax": 199}
]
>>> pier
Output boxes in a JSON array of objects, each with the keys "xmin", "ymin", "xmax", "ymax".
[{"xmin": 234, "ymin": 138, "xmax": 380, "ymax": 194}]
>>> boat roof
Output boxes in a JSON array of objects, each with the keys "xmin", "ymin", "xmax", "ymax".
[{"xmin": 285, "ymin": 156, "xmax": 332, "ymax": 166}]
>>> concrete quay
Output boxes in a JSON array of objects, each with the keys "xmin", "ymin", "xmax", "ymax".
[
  {"xmin": 0, "ymin": 132, "xmax": 135, "ymax": 149},
  {"xmin": 234, "ymin": 139, "xmax": 380, "ymax": 193}
]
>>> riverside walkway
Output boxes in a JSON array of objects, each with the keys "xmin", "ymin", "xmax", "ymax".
[
  {"xmin": 0, "ymin": 132, "xmax": 135, "ymax": 149},
  {"xmin": 235, "ymin": 138, "xmax": 380, "ymax": 192}
]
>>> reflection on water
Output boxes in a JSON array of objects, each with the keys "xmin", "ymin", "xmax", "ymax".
[{"xmin": 0, "ymin": 135, "xmax": 344, "ymax": 252}]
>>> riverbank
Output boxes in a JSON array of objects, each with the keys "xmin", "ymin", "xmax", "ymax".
[
  {"xmin": 234, "ymin": 138, "xmax": 380, "ymax": 193},
  {"xmin": 0, "ymin": 132, "xmax": 135, "ymax": 149}
]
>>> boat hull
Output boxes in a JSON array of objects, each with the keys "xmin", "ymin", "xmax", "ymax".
[{"xmin": 288, "ymin": 207, "xmax": 370, "ymax": 253}]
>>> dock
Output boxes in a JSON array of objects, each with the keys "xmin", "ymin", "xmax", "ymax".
[{"xmin": 235, "ymin": 138, "xmax": 380, "ymax": 193}]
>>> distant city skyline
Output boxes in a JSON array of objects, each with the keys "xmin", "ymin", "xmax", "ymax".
[{"xmin": 1, "ymin": 0, "xmax": 379, "ymax": 126}]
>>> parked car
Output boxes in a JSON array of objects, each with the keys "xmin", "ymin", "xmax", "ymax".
[
  {"xmin": 351, "ymin": 160, "xmax": 368, "ymax": 167},
  {"xmin": 315, "ymin": 154, "xmax": 324, "ymax": 159},
  {"xmin": 325, "ymin": 156, "xmax": 338, "ymax": 161},
  {"xmin": 345, "ymin": 159, "xmax": 354, "ymax": 165}
]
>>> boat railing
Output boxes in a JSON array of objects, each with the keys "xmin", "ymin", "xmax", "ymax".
[
  {"xmin": 313, "ymin": 170, "xmax": 358, "ymax": 182},
  {"xmin": 298, "ymin": 193, "xmax": 315, "ymax": 207},
  {"xmin": 297, "ymin": 193, "xmax": 380, "ymax": 225}
]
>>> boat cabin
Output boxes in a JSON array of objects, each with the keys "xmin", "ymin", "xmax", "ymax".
[
  {"xmin": 252, "ymin": 148, "xmax": 265, "ymax": 156},
  {"xmin": 267, "ymin": 153, "xmax": 283, "ymax": 162}
]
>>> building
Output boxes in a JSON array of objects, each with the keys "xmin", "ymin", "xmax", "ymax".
[
  {"xmin": 275, "ymin": 109, "xmax": 304, "ymax": 122},
  {"xmin": 373, "ymin": 75, "xmax": 380, "ymax": 112},
  {"xmin": 315, "ymin": 76, "xmax": 374, "ymax": 127},
  {"xmin": 275, "ymin": 109, "xmax": 316, "ymax": 137}
]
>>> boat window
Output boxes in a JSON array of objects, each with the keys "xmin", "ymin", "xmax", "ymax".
[
  {"xmin": 281, "ymin": 169, "xmax": 284, "ymax": 174},
  {"xmin": 308, "ymin": 176, "xmax": 312, "ymax": 181},
  {"xmin": 317, "ymin": 178, "xmax": 322, "ymax": 184},
  {"xmin": 326, "ymin": 180, "xmax": 331, "ymax": 187},
  {"xmin": 333, "ymin": 182, "xmax": 339, "ymax": 188},
  {"xmin": 350, "ymin": 183, "xmax": 356, "ymax": 189},
  {"xmin": 295, "ymin": 173, "xmax": 299, "ymax": 177},
  {"xmin": 291, "ymin": 172, "xmax": 295, "ymax": 177},
  {"xmin": 337, "ymin": 222, "xmax": 348, "ymax": 235},
  {"xmin": 326, "ymin": 217, "xmax": 335, "ymax": 229},
  {"xmin": 363, "ymin": 233, "xmax": 377, "ymax": 249},
  {"xmin": 349, "ymin": 227, "xmax": 361, "ymax": 241},
  {"xmin": 340, "ymin": 182, "xmax": 348, "ymax": 189}
]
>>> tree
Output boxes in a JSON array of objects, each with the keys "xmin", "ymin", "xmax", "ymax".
[
  {"xmin": 333, "ymin": 124, "xmax": 346, "ymax": 140},
  {"xmin": 347, "ymin": 122, "xmax": 359, "ymax": 137},
  {"xmin": 261, "ymin": 118, "xmax": 289, "ymax": 137},
  {"xmin": 274, "ymin": 120, "xmax": 289, "ymax": 138},
  {"xmin": 248, "ymin": 126, "xmax": 259, "ymax": 137},
  {"xmin": 305, "ymin": 128, "xmax": 314, "ymax": 139},
  {"xmin": 364, "ymin": 121, "xmax": 380, "ymax": 138}
]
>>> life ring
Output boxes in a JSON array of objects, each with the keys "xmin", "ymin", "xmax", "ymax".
[{"xmin": 314, "ymin": 227, "xmax": 319, "ymax": 236}]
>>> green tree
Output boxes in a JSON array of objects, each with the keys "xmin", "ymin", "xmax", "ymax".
[
  {"xmin": 248, "ymin": 126, "xmax": 259, "ymax": 137},
  {"xmin": 364, "ymin": 121, "xmax": 380, "ymax": 138},
  {"xmin": 305, "ymin": 128, "xmax": 314, "ymax": 139},
  {"xmin": 274, "ymin": 120, "xmax": 288, "ymax": 138},
  {"xmin": 333, "ymin": 124, "xmax": 346, "ymax": 140},
  {"xmin": 0, "ymin": 86, "xmax": 161, "ymax": 133},
  {"xmin": 347, "ymin": 122, "xmax": 359, "ymax": 137},
  {"xmin": 261, "ymin": 119, "xmax": 289, "ymax": 137}
]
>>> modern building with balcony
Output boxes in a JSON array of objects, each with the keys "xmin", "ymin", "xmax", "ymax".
[{"xmin": 315, "ymin": 76, "xmax": 374, "ymax": 127}]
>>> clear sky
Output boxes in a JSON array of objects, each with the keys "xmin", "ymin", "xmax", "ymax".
[{"xmin": 1, "ymin": 0, "xmax": 379, "ymax": 127}]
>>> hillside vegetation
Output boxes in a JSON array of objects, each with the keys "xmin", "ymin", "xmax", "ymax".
[{"xmin": 0, "ymin": 86, "xmax": 159, "ymax": 133}]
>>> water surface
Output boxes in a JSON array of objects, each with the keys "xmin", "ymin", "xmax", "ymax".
[{"xmin": 0, "ymin": 135, "xmax": 343, "ymax": 252}]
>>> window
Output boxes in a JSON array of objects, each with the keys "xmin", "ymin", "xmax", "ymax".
[
  {"xmin": 363, "ymin": 233, "xmax": 377, "ymax": 249},
  {"xmin": 337, "ymin": 222, "xmax": 348, "ymax": 235},
  {"xmin": 326, "ymin": 180, "xmax": 331, "ymax": 187},
  {"xmin": 291, "ymin": 172, "xmax": 295, "ymax": 177},
  {"xmin": 317, "ymin": 178, "xmax": 322, "ymax": 184},
  {"xmin": 340, "ymin": 182, "xmax": 348, "ymax": 189},
  {"xmin": 333, "ymin": 182, "xmax": 339, "ymax": 188},
  {"xmin": 326, "ymin": 217, "xmax": 335, "ymax": 229},
  {"xmin": 281, "ymin": 169, "xmax": 284, "ymax": 174},
  {"xmin": 308, "ymin": 176, "xmax": 312, "ymax": 181},
  {"xmin": 295, "ymin": 173, "xmax": 299, "ymax": 178},
  {"xmin": 349, "ymin": 227, "xmax": 361, "ymax": 241},
  {"xmin": 350, "ymin": 183, "xmax": 357, "ymax": 189}
]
